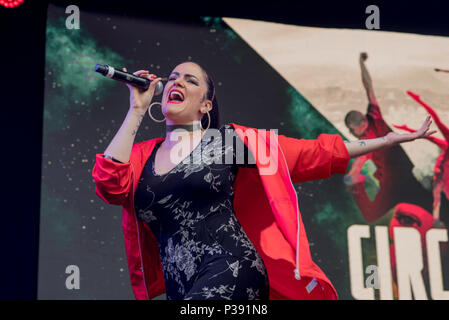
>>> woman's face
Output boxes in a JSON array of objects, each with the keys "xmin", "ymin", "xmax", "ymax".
[{"xmin": 161, "ymin": 62, "xmax": 211, "ymax": 124}]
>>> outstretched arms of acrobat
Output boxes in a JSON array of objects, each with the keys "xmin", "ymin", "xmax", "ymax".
[{"xmin": 344, "ymin": 115, "xmax": 436, "ymax": 158}]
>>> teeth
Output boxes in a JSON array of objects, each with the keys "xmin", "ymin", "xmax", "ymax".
[{"xmin": 169, "ymin": 91, "xmax": 184, "ymax": 101}]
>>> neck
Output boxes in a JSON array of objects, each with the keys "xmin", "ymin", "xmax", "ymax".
[
  {"xmin": 163, "ymin": 121, "xmax": 204, "ymax": 148},
  {"xmin": 166, "ymin": 122, "xmax": 202, "ymax": 133}
]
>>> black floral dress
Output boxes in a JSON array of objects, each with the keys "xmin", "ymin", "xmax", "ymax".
[{"xmin": 134, "ymin": 124, "xmax": 270, "ymax": 300}]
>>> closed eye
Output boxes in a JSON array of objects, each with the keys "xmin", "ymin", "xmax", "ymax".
[{"xmin": 168, "ymin": 76, "xmax": 198, "ymax": 85}]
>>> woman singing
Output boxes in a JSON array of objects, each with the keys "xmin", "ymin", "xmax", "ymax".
[{"xmin": 92, "ymin": 61, "xmax": 435, "ymax": 300}]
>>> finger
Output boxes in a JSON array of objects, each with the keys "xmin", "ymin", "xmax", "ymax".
[
  {"xmin": 422, "ymin": 116, "xmax": 431, "ymax": 126},
  {"xmin": 420, "ymin": 117, "xmax": 432, "ymax": 128},
  {"xmin": 122, "ymin": 67, "xmax": 127, "ymax": 72},
  {"xmin": 150, "ymin": 77, "xmax": 163, "ymax": 84},
  {"xmin": 138, "ymin": 73, "xmax": 154, "ymax": 80},
  {"xmin": 147, "ymin": 78, "xmax": 163, "ymax": 93},
  {"xmin": 418, "ymin": 129, "xmax": 436, "ymax": 138},
  {"xmin": 133, "ymin": 70, "xmax": 150, "ymax": 76}
]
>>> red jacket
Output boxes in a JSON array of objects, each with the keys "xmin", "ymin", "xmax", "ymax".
[{"xmin": 92, "ymin": 122, "xmax": 350, "ymax": 299}]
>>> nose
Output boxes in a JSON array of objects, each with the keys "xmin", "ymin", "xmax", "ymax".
[{"xmin": 173, "ymin": 76, "xmax": 185, "ymax": 88}]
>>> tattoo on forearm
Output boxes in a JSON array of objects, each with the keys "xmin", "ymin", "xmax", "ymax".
[
  {"xmin": 131, "ymin": 114, "xmax": 144, "ymax": 136},
  {"xmin": 358, "ymin": 140, "xmax": 367, "ymax": 147}
]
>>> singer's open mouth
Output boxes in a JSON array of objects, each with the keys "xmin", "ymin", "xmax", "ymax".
[{"xmin": 168, "ymin": 89, "xmax": 184, "ymax": 104}]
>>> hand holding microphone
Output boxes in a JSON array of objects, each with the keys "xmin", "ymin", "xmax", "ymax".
[
  {"xmin": 95, "ymin": 64, "xmax": 165, "ymax": 113},
  {"xmin": 124, "ymin": 68, "xmax": 165, "ymax": 113}
]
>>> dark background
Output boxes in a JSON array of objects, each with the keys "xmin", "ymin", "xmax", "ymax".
[{"xmin": 1, "ymin": 0, "xmax": 449, "ymax": 300}]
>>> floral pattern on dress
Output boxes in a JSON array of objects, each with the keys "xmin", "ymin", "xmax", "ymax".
[
  {"xmin": 133, "ymin": 125, "xmax": 268, "ymax": 300},
  {"xmin": 184, "ymin": 284, "xmax": 237, "ymax": 300}
]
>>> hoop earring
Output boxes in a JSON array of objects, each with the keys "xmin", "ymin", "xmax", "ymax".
[
  {"xmin": 148, "ymin": 102, "xmax": 166, "ymax": 123},
  {"xmin": 201, "ymin": 111, "xmax": 211, "ymax": 131}
]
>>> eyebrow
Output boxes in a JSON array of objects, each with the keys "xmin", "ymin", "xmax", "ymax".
[{"xmin": 170, "ymin": 72, "xmax": 199, "ymax": 81}]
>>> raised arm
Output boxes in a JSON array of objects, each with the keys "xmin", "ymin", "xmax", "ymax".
[
  {"xmin": 92, "ymin": 68, "xmax": 162, "ymax": 205},
  {"xmin": 360, "ymin": 52, "xmax": 379, "ymax": 107},
  {"xmin": 344, "ymin": 116, "xmax": 436, "ymax": 158},
  {"xmin": 104, "ymin": 68, "xmax": 163, "ymax": 163}
]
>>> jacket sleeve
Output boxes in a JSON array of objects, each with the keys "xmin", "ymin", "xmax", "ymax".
[
  {"xmin": 278, "ymin": 133, "xmax": 350, "ymax": 183},
  {"xmin": 92, "ymin": 154, "xmax": 134, "ymax": 206}
]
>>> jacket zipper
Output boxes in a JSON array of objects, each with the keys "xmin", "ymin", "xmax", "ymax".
[
  {"xmin": 130, "ymin": 162, "xmax": 151, "ymax": 299},
  {"xmin": 254, "ymin": 127, "xmax": 302, "ymax": 281},
  {"xmin": 278, "ymin": 144, "xmax": 301, "ymax": 280}
]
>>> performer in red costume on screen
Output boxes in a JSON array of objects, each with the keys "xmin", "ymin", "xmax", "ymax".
[
  {"xmin": 344, "ymin": 53, "xmax": 434, "ymax": 222},
  {"xmin": 92, "ymin": 61, "xmax": 434, "ymax": 300},
  {"xmin": 393, "ymin": 91, "xmax": 449, "ymax": 227}
]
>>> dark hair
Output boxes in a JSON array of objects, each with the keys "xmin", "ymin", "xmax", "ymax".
[
  {"xmin": 179, "ymin": 61, "xmax": 220, "ymax": 129},
  {"xmin": 344, "ymin": 110, "xmax": 366, "ymax": 127}
]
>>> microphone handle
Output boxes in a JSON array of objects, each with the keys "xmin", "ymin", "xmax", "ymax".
[{"xmin": 94, "ymin": 64, "xmax": 164, "ymax": 95}]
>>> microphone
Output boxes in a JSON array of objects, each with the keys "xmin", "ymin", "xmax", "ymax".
[{"xmin": 94, "ymin": 64, "xmax": 164, "ymax": 95}]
